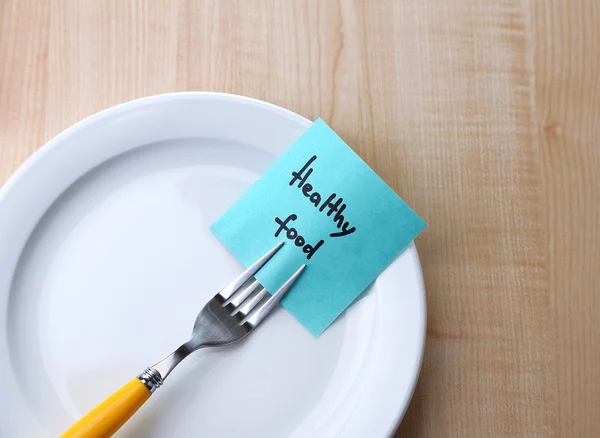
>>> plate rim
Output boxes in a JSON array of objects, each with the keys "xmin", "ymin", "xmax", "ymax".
[{"xmin": 0, "ymin": 92, "xmax": 426, "ymax": 437}]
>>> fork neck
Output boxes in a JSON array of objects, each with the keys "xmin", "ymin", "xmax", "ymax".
[{"xmin": 149, "ymin": 342, "xmax": 197, "ymax": 383}]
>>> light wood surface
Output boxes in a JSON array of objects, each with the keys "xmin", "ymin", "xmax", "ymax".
[{"xmin": 1, "ymin": 0, "xmax": 598, "ymax": 436}]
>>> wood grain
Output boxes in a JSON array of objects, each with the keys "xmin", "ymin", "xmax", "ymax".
[{"xmin": 1, "ymin": 0, "xmax": 598, "ymax": 436}]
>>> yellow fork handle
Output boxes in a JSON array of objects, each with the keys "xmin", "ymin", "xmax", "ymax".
[{"xmin": 60, "ymin": 378, "xmax": 151, "ymax": 438}]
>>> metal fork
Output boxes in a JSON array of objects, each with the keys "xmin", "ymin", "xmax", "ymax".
[{"xmin": 61, "ymin": 242, "xmax": 304, "ymax": 438}]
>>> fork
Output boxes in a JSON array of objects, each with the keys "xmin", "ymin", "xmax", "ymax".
[{"xmin": 61, "ymin": 242, "xmax": 304, "ymax": 438}]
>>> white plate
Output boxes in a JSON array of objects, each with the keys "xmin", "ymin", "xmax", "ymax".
[{"xmin": 0, "ymin": 93, "xmax": 426, "ymax": 437}]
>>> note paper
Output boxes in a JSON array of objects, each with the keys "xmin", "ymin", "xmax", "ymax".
[{"xmin": 211, "ymin": 119, "xmax": 426, "ymax": 336}]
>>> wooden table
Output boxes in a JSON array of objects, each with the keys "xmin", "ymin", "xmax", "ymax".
[{"xmin": 1, "ymin": 1, "xmax": 598, "ymax": 436}]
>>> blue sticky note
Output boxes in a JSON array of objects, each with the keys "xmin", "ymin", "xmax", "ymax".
[{"xmin": 211, "ymin": 119, "xmax": 426, "ymax": 336}]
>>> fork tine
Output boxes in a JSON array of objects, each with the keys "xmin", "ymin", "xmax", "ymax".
[
  {"xmin": 225, "ymin": 279, "xmax": 261, "ymax": 307},
  {"xmin": 234, "ymin": 287, "xmax": 268, "ymax": 316},
  {"xmin": 242, "ymin": 265, "xmax": 306, "ymax": 327},
  {"xmin": 219, "ymin": 242, "xmax": 284, "ymax": 300}
]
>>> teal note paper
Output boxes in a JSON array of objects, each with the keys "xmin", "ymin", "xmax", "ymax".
[{"xmin": 211, "ymin": 119, "xmax": 427, "ymax": 336}]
